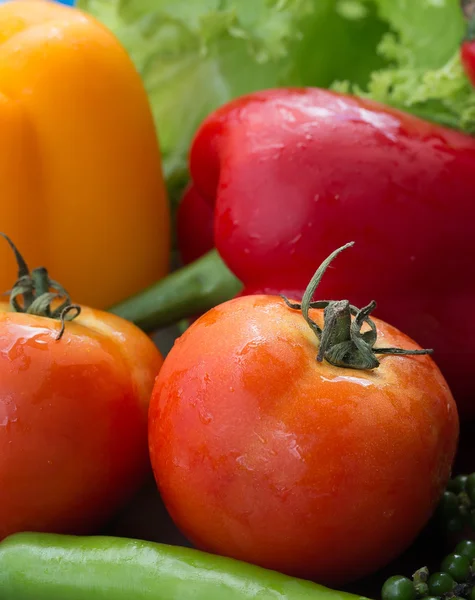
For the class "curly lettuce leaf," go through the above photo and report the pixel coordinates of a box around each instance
[337,0,475,132]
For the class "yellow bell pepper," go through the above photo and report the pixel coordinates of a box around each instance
[0,0,170,309]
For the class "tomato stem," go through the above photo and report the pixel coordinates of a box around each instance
[282,243,434,370]
[0,233,81,339]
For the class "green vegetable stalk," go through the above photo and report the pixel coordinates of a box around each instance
[0,532,371,600]
[109,250,241,331]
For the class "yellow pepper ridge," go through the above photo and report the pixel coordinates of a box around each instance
[0,0,170,309]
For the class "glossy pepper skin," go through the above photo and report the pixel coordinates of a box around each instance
[178,88,475,419]
[0,0,170,309]
[0,532,370,600]
[177,184,215,264]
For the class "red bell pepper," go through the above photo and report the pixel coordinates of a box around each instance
[177,184,214,265]
[112,88,475,420]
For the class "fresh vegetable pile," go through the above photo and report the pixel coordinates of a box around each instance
[1,0,475,598]
[176,87,475,419]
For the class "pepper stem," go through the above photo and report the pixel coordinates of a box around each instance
[282,242,433,370]
[1,233,81,340]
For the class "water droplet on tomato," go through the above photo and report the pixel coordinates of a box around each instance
[1,324,52,372]
[0,395,18,428]
[198,411,213,425]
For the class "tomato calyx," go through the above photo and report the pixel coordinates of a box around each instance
[282,242,433,370]
[1,233,81,339]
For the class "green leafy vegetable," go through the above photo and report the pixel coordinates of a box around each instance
[338,0,475,133]
[78,0,475,203]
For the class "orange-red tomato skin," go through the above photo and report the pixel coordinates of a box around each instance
[0,302,163,540]
[149,295,459,585]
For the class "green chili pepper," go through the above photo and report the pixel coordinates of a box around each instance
[0,532,369,600]
[109,249,242,332]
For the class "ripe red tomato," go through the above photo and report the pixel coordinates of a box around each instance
[149,294,458,585]
[0,301,163,540]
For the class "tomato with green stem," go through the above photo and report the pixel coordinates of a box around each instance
[0,234,163,540]
[149,243,459,586]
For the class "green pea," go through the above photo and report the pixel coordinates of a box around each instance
[440,553,470,582]
[438,491,460,519]
[428,572,455,596]
[382,576,416,600]
[448,475,468,494]
[455,540,475,561]
[466,474,475,503]
[446,515,464,534]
